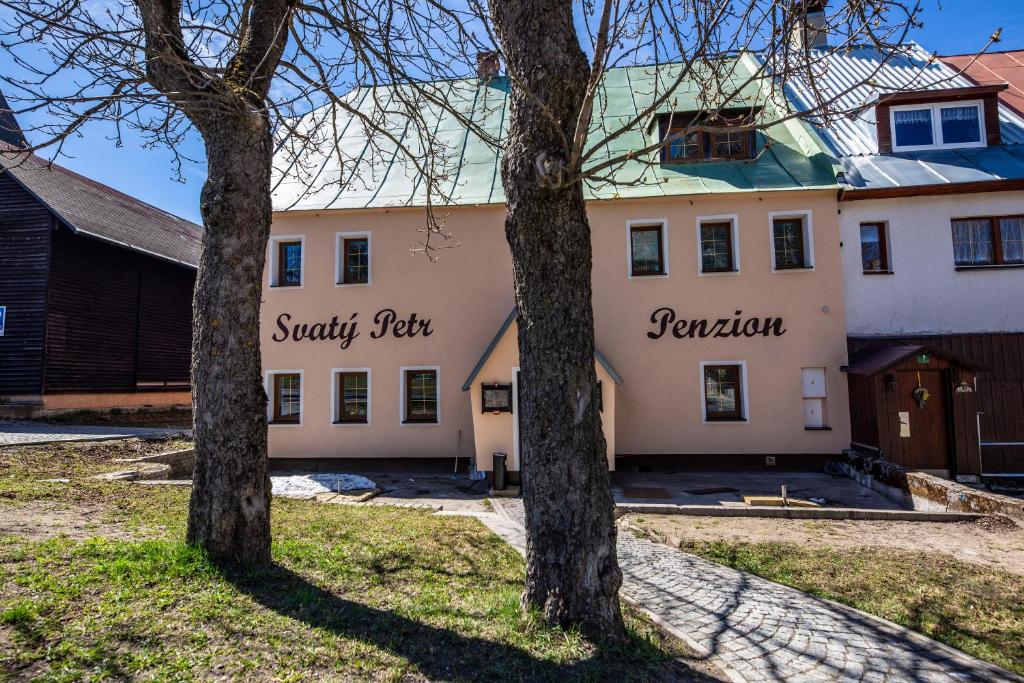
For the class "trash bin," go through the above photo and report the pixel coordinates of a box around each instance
[492,452,507,491]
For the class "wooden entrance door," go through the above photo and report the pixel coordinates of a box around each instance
[886,369,951,471]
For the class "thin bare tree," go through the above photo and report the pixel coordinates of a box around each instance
[0,0,996,640]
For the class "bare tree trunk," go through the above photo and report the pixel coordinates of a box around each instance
[186,119,274,565]
[490,0,626,641]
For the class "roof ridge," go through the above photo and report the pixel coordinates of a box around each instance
[1,146,201,230]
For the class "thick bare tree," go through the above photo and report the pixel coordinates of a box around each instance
[480,0,994,640]
[0,0,484,564]
[1,0,995,640]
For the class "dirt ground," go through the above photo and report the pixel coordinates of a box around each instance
[0,502,133,541]
[631,513,1024,575]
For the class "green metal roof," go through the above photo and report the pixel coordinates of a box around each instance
[272,53,839,211]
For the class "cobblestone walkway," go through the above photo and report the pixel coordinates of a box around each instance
[0,421,187,447]
[490,499,1019,683]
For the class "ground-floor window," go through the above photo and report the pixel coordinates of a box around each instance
[403,367,439,424]
[701,362,746,422]
[269,371,302,424]
[334,369,370,424]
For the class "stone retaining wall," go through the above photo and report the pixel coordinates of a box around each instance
[907,472,1024,522]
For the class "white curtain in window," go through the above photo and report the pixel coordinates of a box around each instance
[999,217,1024,264]
[893,109,931,124]
[941,106,979,122]
[952,218,993,265]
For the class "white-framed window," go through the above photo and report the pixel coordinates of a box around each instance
[696,214,740,275]
[890,100,986,152]
[265,370,303,425]
[335,232,371,286]
[768,210,814,271]
[699,360,749,424]
[626,219,669,278]
[331,368,371,426]
[269,235,305,288]
[801,367,829,429]
[400,366,440,425]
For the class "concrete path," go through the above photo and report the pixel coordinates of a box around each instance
[0,421,187,447]
[488,499,1020,683]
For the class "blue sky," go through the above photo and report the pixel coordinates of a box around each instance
[2,0,1021,225]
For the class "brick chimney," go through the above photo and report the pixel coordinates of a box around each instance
[790,0,828,51]
[476,51,500,81]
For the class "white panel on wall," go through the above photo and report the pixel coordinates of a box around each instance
[801,367,827,398]
[803,398,825,428]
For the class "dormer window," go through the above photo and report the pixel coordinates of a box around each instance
[890,101,985,151]
[659,110,758,164]
[875,85,1005,153]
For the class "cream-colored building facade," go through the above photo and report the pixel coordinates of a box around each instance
[262,191,851,474]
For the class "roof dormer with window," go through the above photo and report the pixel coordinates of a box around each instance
[658,109,760,164]
[875,84,1007,153]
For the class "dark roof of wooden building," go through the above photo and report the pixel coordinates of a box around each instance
[1,145,202,267]
[0,91,26,148]
[844,344,981,376]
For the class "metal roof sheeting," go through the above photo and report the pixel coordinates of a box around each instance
[272,56,840,212]
[783,43,1024,190]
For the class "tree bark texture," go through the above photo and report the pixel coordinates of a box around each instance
[185,122,274,565]
[490,0,626,641]
[134,0,296,565]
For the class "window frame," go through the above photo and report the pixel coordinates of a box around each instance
[266,370,303,426]
[889,100,986,152]
[332,368,371,426]
[335,231,372,287]
[661,120,755,164]
[400,366,441,425]
[768,211,814,272]
[663,127,702,162]
[626,219,669,278]
[707,129,751,160]
[700,361,748,424]
[268,235,305,289]
[696,214,740,275]
[859,221,892,274]
[951,214,1024,268]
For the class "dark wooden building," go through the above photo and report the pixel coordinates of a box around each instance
[844,344,983,477]
[0,123,201,416]
[849,335,1024,478]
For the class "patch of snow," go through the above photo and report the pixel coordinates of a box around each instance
[271,473,376,498]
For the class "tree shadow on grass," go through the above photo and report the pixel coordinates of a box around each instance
[221,561,717,682]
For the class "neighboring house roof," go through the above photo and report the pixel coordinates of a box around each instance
[1,148,202,267]
[273,54,840,212]
[941,49,1024,117]
[461,308,623,391]
[0,91,26,148]
[784,43,1024,191]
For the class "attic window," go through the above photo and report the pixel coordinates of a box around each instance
[659,111,757,163]
[890,101,985,151]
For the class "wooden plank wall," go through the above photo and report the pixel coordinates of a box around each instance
[45,228,195,393]
[136,259,193,385]
[849,334,1024,474]
[0,173,51,395]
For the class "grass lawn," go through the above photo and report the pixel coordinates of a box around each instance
[0,442,718,682]
[630,526,1024,676]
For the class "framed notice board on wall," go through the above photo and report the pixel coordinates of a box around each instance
[481,383,513,413]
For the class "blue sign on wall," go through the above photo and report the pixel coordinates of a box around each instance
[0,306,5,336]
